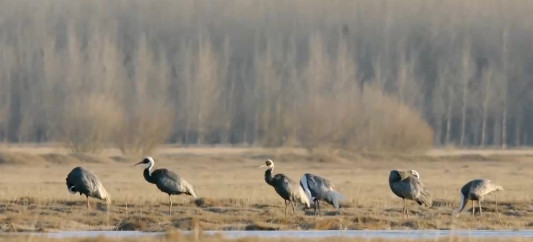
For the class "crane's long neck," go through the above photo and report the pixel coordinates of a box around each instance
[264,167,274,186]
[143,163,157,184]
[456,191,467,215]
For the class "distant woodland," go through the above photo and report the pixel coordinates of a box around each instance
[0,0,531,153]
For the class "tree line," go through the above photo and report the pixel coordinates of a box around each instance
[0,0,531,153]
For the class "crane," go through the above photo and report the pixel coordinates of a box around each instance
[388,169,432,219]
[134,156,197,216]
[455,179,503,217]
[300,173,345,216]
[66,167,110,211]
[260,159,310,218]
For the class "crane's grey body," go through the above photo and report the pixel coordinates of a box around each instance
[456,179,503,217]
[389,169,432,219]
[135,157,197,216]
[261,159,310,218]
[143,167,196,197]
[300,173,345,216]
[66,167,110,209]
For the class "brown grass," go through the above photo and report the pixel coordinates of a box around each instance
[1,146,533,234]
[1,233,530,242]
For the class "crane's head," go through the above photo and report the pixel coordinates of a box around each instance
[259,159,274,168]
[134,156,155,169]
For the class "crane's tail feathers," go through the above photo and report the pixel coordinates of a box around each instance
[296,186,311,208]
[416,190,432,208]
[189,188,198,198]
[95,182,111,203]
[495,185,504,191]
[181,180,197,198]
[324,190,346,208]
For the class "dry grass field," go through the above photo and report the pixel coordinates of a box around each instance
[2,232,532,242]
[1,145,533,234]
[1,233,532,242]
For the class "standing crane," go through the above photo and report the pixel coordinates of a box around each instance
[260,159,310,218]
[455,179,503,217]
[300,173,345,216]
[388,169,432,219]
[134,156,197,217]
[66,167,110,211]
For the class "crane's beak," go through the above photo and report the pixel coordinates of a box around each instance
[259,164,266,168]
[133,161,143,167]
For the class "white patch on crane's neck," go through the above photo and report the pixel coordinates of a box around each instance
[266,159,274,169]
[145,156,155,176]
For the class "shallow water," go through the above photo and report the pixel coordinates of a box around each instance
[5,230,533,239]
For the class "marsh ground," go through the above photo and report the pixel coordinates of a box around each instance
[2,232,530,242]
[1,145,533,233]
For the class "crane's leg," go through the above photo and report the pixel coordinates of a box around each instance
[406,200,410,219]
[313,200,318,216]
[168,195,173,217]
[86,196,90,216]
[316,200,321,216]
[291,201,296,216]
[478,200,482,216]
[284,200,288,218]
[402,198,406,220]
[472,200,475,216]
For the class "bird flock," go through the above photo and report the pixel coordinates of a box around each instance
[65,157,503,219]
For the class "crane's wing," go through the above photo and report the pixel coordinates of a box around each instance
[407,177,432,207]
[273,174,293,200]
[301,174,334,195]
[300,174,315,200]
[301,173,345,207]
[390,177,420,201]
[153,169,197,197]
[289,178,311,208]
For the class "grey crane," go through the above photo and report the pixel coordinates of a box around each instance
[260,159,310,218]
[455,179,503,217]
[134,156,197,216]
[389,169,432,219]
[299,173,345,216]
[66,167,110,210]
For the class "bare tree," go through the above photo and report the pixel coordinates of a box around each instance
[115,36,174,154]
[254,40,285,146]
[0,0,532,150]
[190,36,222,144]
[500,30,509,149]
[459,41,474,146]
[480,68,493,147]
